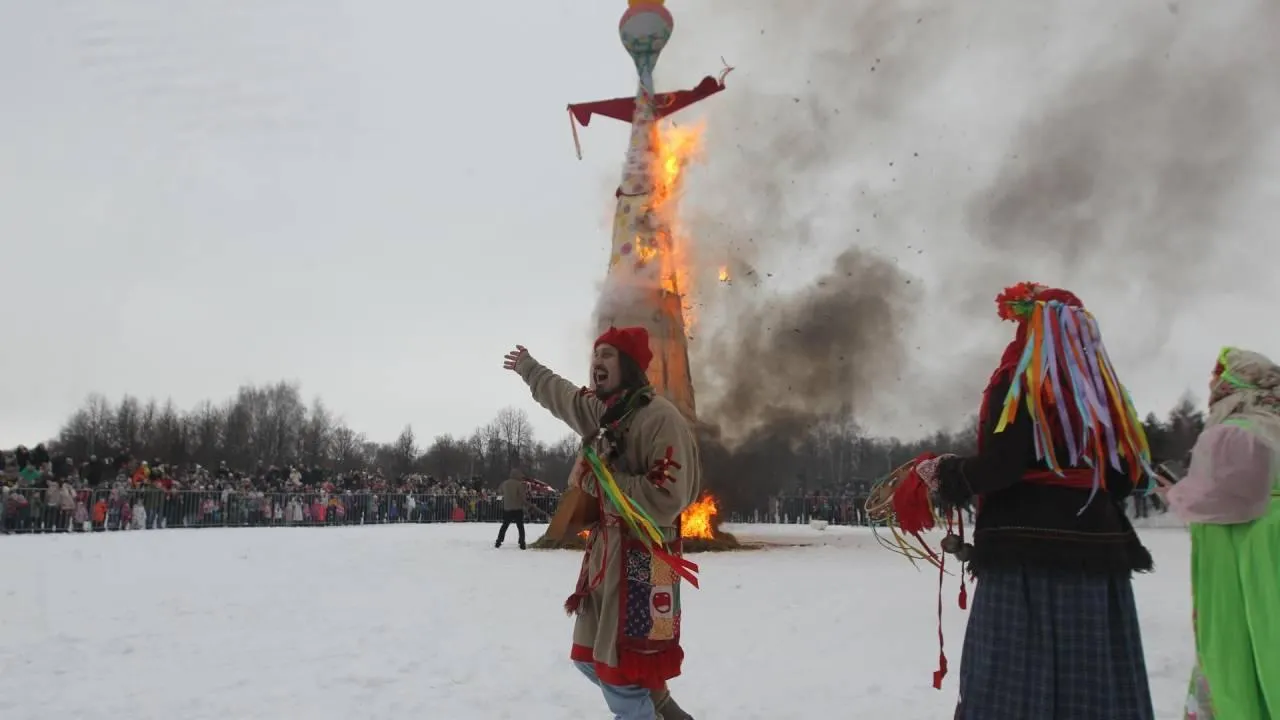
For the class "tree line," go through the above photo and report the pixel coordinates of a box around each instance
[46,381,1207,504]
[52,382,580,489]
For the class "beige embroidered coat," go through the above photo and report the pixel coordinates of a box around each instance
[516,354,700,678]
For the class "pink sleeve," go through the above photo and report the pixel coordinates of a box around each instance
[1166,423,1274,525]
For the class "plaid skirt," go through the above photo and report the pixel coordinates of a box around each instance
[955,566,1155,720]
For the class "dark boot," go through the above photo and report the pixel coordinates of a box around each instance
[652,687,694,720]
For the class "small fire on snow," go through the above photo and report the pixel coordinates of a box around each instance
[680,493,719,540]
[575,493,720,541]
[717,266,730,283]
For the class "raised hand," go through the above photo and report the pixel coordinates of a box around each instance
[503,345,529,372]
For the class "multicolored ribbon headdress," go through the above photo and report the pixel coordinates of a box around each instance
[987,282,1155,508]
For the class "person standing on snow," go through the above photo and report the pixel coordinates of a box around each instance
[495,467,530,549]
[504,325,699,720]
[898,283,1156,719]
[1159,347,1280,719]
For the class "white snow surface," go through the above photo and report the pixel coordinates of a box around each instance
[0,523,1194,719]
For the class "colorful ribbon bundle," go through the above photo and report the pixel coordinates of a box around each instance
[581,445,699,587]
[992,299,1155,510]
[866,458,953,572]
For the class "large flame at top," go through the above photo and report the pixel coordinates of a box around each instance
[647,121,705,332]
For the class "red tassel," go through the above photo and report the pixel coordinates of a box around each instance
[956,510,969,610]
[893,453,939,535]
[564,592,584,615]
[933,550,948,689]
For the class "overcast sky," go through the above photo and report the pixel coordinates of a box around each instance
[2,0,1277,448]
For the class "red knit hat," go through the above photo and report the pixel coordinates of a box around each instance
[594,326,653,372]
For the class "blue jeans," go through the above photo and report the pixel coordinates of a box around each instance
[574,660,655,720]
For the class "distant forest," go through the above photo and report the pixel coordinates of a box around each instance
[46,381,1207,505]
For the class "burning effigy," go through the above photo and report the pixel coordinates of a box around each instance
[531,0,738,553]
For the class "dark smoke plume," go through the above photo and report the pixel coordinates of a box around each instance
[657,0,1279,509]
[957,0,1274,353]
[946,0,1280,396]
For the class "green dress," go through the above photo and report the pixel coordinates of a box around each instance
[1185,465,1280,718]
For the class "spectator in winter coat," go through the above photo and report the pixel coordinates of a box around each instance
[84,456,104,487]
[131,499,147,530]
[59,483,75,515]
[92,498,107,531]
[495,467,529,549]
[44,483,64,531]
[19,464,42,486]
[31,444,49,468]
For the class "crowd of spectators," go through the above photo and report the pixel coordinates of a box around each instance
[1,445,559,534]
[4,444,1181,535]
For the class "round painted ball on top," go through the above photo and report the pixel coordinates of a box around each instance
[619,1,674,69]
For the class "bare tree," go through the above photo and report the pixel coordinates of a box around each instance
[493,406,535,470]
[423,434,469,480]
[187,400,225,467]
[300,397,334,467]
[331,424,364,472]
[155,399,186,464]
[85,393,116,454]
[390,424,418,476]
[115,395,142,455]
[222,391,255,469]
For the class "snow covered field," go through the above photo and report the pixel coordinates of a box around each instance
[0,522,1193,719]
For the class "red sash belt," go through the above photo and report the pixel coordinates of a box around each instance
[1022,468,1099,489]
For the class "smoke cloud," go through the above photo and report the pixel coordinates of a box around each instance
[654,0,1279,506]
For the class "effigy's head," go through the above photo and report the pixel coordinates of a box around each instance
[620,2,674,71]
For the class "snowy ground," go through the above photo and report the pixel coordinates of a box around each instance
[0,522,1193,719]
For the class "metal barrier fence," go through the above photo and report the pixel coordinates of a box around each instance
[0,489,560,534]
[1,487,1170,535]
[728,492,1169,526]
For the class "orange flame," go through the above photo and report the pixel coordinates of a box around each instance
[680,493,719,540]
[574,492,719,542]
[648,121,705,332]
[717,266,730,283]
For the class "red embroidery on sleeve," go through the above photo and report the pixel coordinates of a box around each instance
[646,446,682,488]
